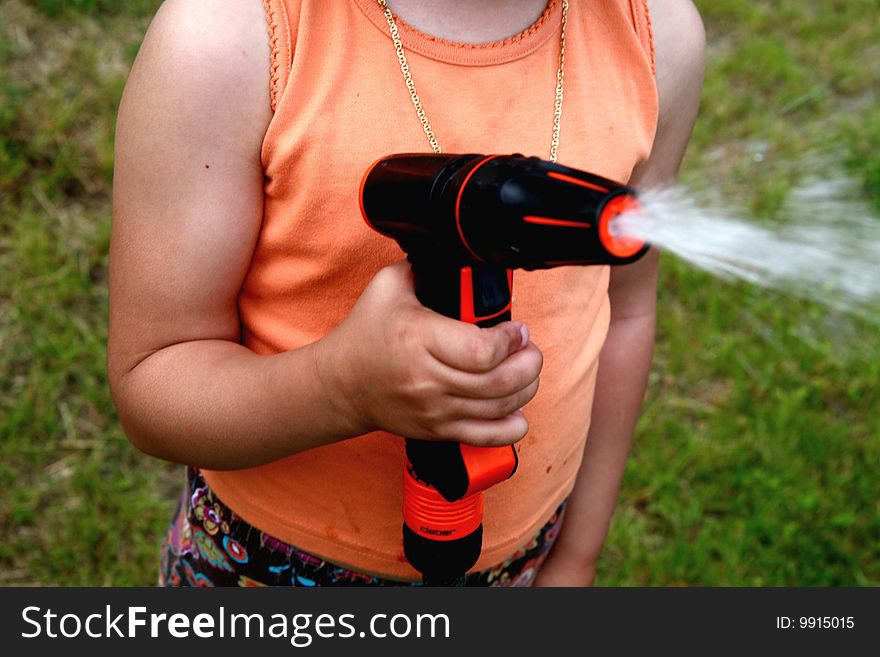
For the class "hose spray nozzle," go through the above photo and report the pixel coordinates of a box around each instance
[360,153,649,581]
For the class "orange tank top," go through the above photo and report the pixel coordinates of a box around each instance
[203,0,657,580]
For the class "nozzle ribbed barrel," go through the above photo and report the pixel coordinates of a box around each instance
[402,467,483,541]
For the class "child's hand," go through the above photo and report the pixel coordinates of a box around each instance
[316,261,542,447]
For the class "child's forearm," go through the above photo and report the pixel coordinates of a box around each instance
[534,300,656,586]
[111,337,366,470]
[110,263,543,470]
[110,261,541,471]
[536,249,659,586]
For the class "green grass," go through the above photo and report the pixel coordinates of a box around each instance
[1,0,878,586]
[0,0,177,585]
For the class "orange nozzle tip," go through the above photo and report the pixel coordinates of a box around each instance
[598,193,645,258]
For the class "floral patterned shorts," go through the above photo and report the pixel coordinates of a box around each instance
[159,467,566,587]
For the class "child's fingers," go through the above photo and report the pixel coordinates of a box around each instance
[446,378,540,421]
[441,411,530,447]
[433,342,542,399]
[424,318,528,374]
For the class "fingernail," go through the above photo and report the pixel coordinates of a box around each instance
[519,324,529,348]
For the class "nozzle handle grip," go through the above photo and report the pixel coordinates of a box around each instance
[406,261,518,502]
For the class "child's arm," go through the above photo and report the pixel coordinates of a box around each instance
[533,0,706,586]
[108,0,542,470]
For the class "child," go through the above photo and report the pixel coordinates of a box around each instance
[108,0,704,586]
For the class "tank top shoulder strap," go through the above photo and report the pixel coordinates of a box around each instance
[263,0,300,112]
[627,0,656,75]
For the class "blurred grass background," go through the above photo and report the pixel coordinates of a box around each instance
[1,0,877,586]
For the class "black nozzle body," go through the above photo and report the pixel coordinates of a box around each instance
[361,153,648,270]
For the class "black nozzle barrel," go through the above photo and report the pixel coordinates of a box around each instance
[360,153,481,242]
[454,155,647,268]
[360,153,648,269]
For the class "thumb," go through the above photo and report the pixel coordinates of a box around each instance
[428,319,529,373]
[472,320,530,372]
[489,320,529,358]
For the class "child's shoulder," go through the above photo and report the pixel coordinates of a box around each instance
[121,0,272,161]
[144,0,269,74]
[646,0,706,128]
[647,0,706,83]
[626,1,705,186]
[136,0,271,105]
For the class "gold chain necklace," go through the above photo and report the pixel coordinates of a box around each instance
[377,0,568,163]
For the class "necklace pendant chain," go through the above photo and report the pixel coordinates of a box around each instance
[377,0,568,163]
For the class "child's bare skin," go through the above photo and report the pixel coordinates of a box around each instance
[109,0,542,470]
[533,0,705,585]
[108,0,704,585]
